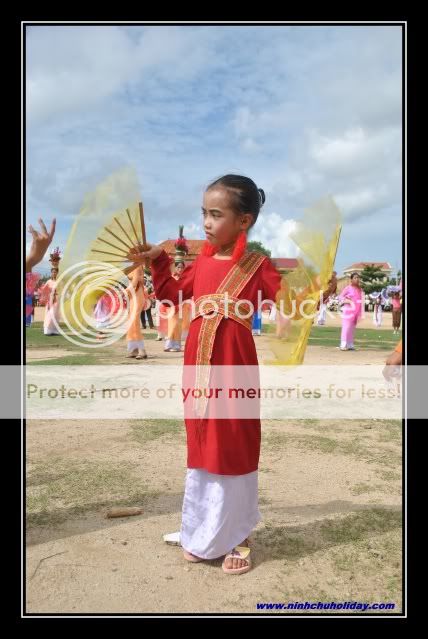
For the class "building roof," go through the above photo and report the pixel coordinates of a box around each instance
[159,240,300,269]
[343,262,392,272]
[271,257,299,269]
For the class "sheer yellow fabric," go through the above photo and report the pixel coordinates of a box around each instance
[265,196,342,365]
[58,167,143,331]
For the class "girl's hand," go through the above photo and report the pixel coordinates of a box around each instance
[127,243,163,263]
[27,218,56,272]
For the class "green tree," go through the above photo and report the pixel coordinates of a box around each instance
[359,264,388,294]
[387,269,402,286]
[247,240,271,257]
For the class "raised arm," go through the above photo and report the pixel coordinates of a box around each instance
[150,251,195,304]
[26,218,56,272]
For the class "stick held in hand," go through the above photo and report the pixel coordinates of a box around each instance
[138,201,150,270]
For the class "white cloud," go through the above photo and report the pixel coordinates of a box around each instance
[252,212,298,258]
[27,26,139,123]
[309,126,401,178]
[25,24,402,273]
[183,222,201,237]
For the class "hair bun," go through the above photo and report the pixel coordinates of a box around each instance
[258,188,265,207]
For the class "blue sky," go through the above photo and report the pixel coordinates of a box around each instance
[26,24,403,275]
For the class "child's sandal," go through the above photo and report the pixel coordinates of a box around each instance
[222,545,251,575]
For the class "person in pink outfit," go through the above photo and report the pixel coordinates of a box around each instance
[38,267,61,335]
[26,217,56,327]
[337,272,364,351]
[391,292,402,335]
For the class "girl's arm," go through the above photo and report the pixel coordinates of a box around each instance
[150,250,195,305]
[261,257,282,303]
[338,286,352,304]
[126,244,195,304]
[124,282,136,298]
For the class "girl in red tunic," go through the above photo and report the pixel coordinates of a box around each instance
[128,175,282,574]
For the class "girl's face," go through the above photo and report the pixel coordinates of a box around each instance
[351,274,360,285]
[51,269,58,280]
[202,188,252,246]
[175,263,184,274]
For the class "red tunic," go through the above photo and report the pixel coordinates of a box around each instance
[151,250,281,475]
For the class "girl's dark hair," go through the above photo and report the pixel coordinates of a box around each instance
[207,174,265,226]
[350,272,359,279]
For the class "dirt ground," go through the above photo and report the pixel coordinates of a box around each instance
[25,325,402,615]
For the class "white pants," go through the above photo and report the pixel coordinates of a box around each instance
[180,468,261,560]
[317,304,327,325]
[127,340,145,351]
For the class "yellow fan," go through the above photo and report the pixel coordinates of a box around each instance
[87,200,150,275]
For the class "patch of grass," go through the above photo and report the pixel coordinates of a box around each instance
[26,323,158,366]
[331,549,360,572]
[366,449,402,469]
[26,457,155,527]
[328,532,402,607]
[307,325,399,350]
[377,421,402,443]
[25,323,75,349]
[297,418,329,430]
[28,354,101,365]
[274,529,402,611]
[265,432,338,454]
[311,325,398,342]
[351,483,384,496]
[264,423,401,475]
[256,508,401,568]
[386,575,401,598]
[295,435,338,453]
[331,534,401,575]
[256,525,315,561]
[339,438,370,459]
[376,470,401,481]
[263,432,289,449]
[301,419,321,426]
[130,419,184,444]
[320,508,401,544]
